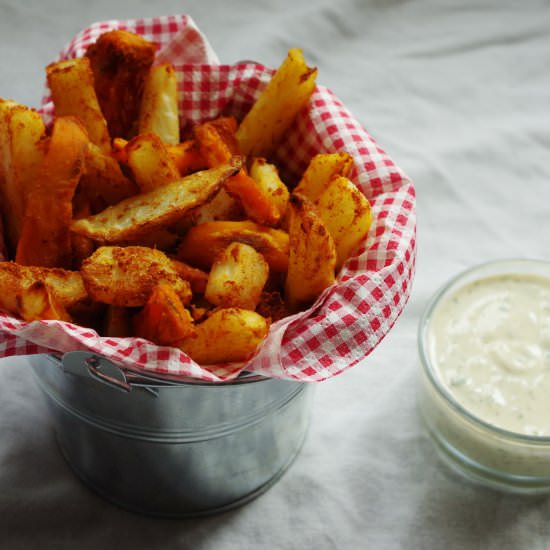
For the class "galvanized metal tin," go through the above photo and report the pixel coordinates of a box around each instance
[29,351,313,517]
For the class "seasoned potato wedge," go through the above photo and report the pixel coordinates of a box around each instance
[81,142,138,208]
[80,246,191,307]
[71,158,242,242]
[195,117,279,225]
[138,63,180,144]
[249,157,290,222]
[190,188,243,225]
[123,132,180,192]
[178,308,268,364]
[205,242,269,310]
[16,116,88,268]
[236,48,317,158]
[168,140,208,176]
[46,58,111,152]
[134,283,196,346]
[16,281,71,322]
[294,152,353,203]
[85,30,157,138]
[285,193,336,311]
[169,259,209,294]
[114,137,208,177]
[316,176,372,271]
[0,262,88,316]
[177,220,289,272]
[0,100,46,256]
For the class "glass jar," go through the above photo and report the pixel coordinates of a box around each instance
[418,259,550,493]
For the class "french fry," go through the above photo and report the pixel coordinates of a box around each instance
[123,133,180,192]
[224,171,280,227]
[16,281,71,322]
[190,188,243,225]
[315,176,372,271]
[284,193,336,311]
[0,100,46,256]
[114,138,208,176]
[0,261,88,315]
[294,152,353,202]
[80,142,138,208]
[249,157,290,221]
[133,283,196,346]
[80,246,192,307]
[16,116,88,268]
[71,193,96,268]
[85,30,157,138]
[178,308,268,364]
[138,63,180,144]
[169,259,209,294]
[177,220,289,273]
[205,242,269,310]
[195,118,274,223]
[168,140,208,175]
[46,58,111,153]
[114,228,179,251]
[71,158,242,242]
[194,117,280,226]
[236,48,317,158]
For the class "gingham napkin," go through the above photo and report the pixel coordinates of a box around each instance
[0,14,416,382]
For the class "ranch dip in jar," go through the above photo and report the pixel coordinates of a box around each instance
[429,272,550,435]
[418,259,550,493]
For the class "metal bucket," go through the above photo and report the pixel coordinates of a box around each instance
[29,351,313,517]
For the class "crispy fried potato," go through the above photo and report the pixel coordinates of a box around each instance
[205,242,269,310]
[16,116,88,268]
[236,48,317,158]
[190,188,243,225]
[168,140,208,176]
[80,246,191,307]
[133,283,195,346]
[114,227,179,251]
[224,171,279,226]
[294,152,353,202]
[123,132,180,192]
[0,262,87,315]
[178,308,268,364]
[70,195,96,268]
[86,30,157,138]
[249,157,290,221]
[114,137,208,176]
[169,259,209,294]
[81,142,138,209]
[316,176,372,271]
[285,193,336,311]
[0,100,46,256]
[138,63,180,144]
[46,58,111,153]
[16,281,71,322]
[71,158,242,242]
[194,117,279,225]
[177,220,289,272]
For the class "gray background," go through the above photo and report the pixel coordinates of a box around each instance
[1,0,550,548]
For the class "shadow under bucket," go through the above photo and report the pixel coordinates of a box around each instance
[30,351,313,517]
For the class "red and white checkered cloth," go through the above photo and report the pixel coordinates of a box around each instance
[0,14,416,382]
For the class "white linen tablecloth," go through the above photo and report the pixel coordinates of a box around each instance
[1,0,550,548]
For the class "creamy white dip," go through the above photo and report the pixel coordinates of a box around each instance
[428,273,550,436]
